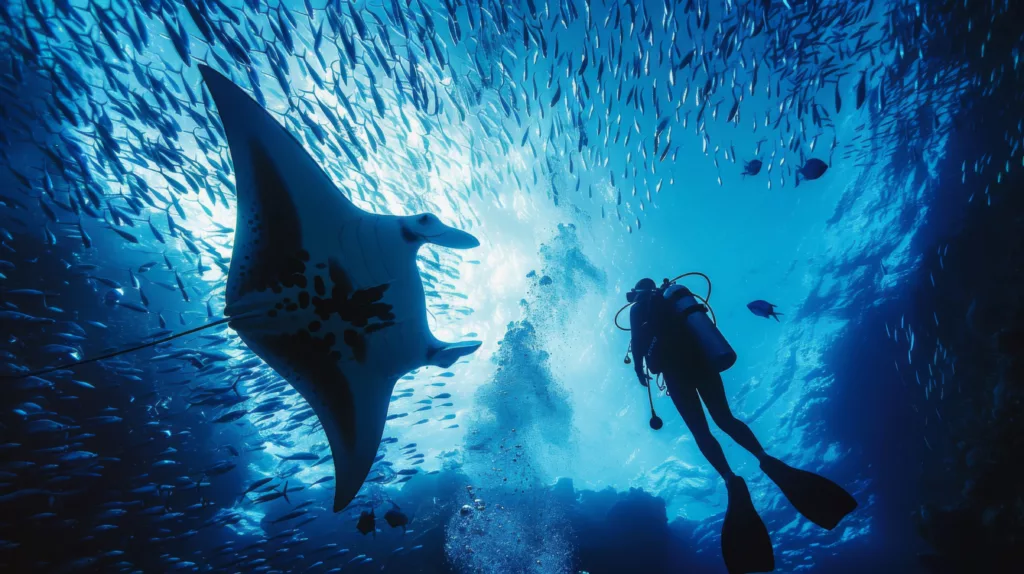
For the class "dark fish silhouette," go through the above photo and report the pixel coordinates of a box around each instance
[742,159,763,176]
[384,505,409,531]
[747,300,782,322]
[796,159,829,187]
[356,510,376,536]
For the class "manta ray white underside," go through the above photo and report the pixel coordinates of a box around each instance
[199,65,481,512]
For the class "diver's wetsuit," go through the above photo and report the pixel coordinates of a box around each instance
[630,289,766,480]
[628,282,857,572]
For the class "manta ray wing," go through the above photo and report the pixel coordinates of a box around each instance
[198,65,365,306]
[199,65,481,512]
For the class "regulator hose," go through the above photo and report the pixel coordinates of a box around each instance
[614,302,633,331]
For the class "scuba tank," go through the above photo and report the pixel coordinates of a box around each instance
[663,284,737,372]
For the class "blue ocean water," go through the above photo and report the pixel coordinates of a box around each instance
[1,0,1021,572]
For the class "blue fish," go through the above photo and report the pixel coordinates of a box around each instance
[747,300,782,322]
[796,159,828,187]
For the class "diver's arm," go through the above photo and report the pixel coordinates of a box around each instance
[631,343,647,383]
[629,305,650,385]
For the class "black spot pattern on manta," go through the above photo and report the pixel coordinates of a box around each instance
[311,258,395,328]
[299,258,396,364]
[232,141,309,298]
[260,329,357,449]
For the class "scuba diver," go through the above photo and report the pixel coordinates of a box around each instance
[621,277,857,574]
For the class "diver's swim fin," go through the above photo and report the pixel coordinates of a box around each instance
[722,477,775,574]
[760,456,857,530]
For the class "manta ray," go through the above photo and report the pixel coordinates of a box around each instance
[199,65,482,512]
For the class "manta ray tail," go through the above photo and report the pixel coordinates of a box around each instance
[3,312,261,380]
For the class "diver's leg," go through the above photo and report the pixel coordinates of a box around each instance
[694,373,858,530]
[667,374,775,571]
[696,372,768,461]
[664,372,736,481]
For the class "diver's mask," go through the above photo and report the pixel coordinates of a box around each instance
[626,287,656,303]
